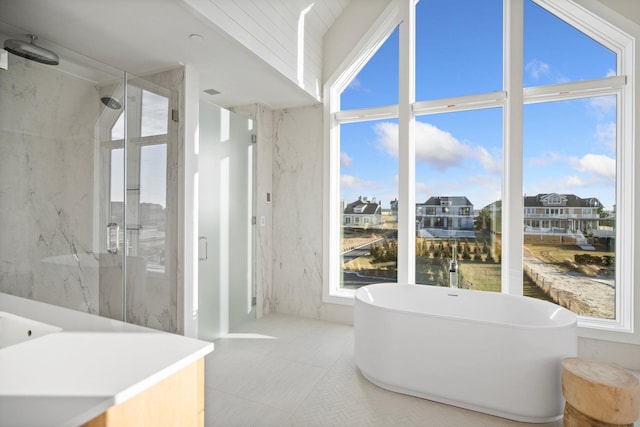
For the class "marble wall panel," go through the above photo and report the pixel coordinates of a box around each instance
[272,104,326,319]
[232,103,275,319]
[0,55,100,313]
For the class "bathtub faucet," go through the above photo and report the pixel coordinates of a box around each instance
[449,245,459,289]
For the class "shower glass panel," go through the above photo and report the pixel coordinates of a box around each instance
[99,86,127,322]
[0,27,180,333]
[121,73,179,331]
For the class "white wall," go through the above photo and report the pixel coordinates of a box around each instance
[323,0,392,81]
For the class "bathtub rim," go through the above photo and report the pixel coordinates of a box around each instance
[354,283,577,331]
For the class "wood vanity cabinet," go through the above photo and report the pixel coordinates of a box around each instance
[82,358,205,427]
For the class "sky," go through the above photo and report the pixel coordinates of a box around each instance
[339,0,617,212]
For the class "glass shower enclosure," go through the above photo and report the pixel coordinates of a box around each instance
[0,27,180,333]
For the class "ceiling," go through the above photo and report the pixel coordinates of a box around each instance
[0,0,348,109]
[3,0,635,110]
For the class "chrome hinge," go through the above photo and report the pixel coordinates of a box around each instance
[251,134,257,144]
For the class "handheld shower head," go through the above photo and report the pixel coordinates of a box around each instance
[3,34,59,66]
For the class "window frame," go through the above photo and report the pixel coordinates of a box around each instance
[323,0,636,342]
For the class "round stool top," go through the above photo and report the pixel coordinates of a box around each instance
[563,357,639,389]
[562,357,640,424]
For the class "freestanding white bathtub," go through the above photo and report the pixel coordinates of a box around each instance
[354,284,577,423]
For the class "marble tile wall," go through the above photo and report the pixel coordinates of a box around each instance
[0,55,100,313]
[232,103,275,319]
[269,104,370,325]
[272,104,326,319]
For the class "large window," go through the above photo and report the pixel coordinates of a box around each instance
[325,0,634,335]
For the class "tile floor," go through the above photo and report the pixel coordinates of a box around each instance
[204,313,568,427]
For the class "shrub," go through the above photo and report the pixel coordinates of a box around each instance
[574,253,615,267]
[370,238,398,265]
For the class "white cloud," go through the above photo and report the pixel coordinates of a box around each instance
[565,175,589,187]
[594,122,616,152]
[374,121,501,173]
[605,69,616,77]
[345,77,369,93]
[341,174,378,189]
[375,121,401,157]
[525,152,615,201]
[532,174,607,196]
[525,59,551,80]
[415,122,470,170]
[415,181,437,199]
[467,174,501,192]
[569,153,616,181]
[474,145,502,174]
[589,95,616,115]
[527,151,564,168]
[340,152,353,167]
[416,179,461,200]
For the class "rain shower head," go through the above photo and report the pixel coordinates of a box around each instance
[3,34,59,66]
[101,96,122,110]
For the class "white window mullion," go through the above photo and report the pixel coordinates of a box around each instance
[523,76,626,104]
[503,0,524,296]
[334,105,399,123]
[323,84,350,303]
[414,91,506,115]
[398,0,415,285]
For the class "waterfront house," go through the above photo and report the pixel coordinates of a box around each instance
[343,196,382,230]
[416,196,474,231]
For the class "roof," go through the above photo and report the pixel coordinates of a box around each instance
[524,193,602,208]
[344,198,382,215]
[419,196,473,207]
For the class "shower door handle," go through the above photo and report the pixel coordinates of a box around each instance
[107,223,120,254]
[199,236,208,261]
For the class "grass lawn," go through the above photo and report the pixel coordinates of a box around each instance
[458,262,501,292]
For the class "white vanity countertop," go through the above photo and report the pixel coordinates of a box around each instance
[0,293,213,427]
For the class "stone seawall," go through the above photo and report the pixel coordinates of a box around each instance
[523,250,614,319]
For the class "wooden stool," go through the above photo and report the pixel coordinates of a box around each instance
[562,357,640,427]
